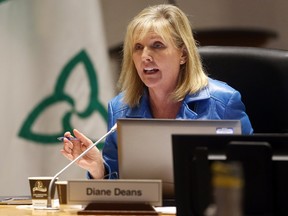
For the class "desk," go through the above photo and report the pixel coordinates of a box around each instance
[0,204,175,216]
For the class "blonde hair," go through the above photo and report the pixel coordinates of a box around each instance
[118,4,208,107]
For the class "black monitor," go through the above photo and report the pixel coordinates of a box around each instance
[172,134,288,216]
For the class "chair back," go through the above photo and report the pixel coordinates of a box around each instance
[199,46,288,133]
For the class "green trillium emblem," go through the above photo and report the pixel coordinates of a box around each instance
[18,50,108,149]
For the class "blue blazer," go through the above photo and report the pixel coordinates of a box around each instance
[96,78,253,179]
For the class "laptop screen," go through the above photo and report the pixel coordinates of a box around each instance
[117,118,242,200]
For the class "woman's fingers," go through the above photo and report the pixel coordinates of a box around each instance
[60,149,74,161]
[60,129,104,178]
[73,129,93,147]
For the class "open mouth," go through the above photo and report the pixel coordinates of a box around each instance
[144,68,159,74]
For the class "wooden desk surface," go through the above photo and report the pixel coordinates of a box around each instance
[0,205,78,216]
[0,204,175,216]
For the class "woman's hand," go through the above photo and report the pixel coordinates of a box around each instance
[60,129,105,179]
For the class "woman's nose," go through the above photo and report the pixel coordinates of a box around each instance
[141,47,153,62]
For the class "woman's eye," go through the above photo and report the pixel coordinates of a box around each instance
[153,42,165,49]
[134,44,143,51]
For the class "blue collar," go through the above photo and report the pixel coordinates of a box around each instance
[125,86,210,118]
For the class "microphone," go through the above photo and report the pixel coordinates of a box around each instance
[46,123,117,209]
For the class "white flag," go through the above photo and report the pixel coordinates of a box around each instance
[0,0,114,196]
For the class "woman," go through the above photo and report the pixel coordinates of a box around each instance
[61,4,253,179]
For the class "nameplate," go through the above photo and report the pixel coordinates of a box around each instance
[67,179,162,206]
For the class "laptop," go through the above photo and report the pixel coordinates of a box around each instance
[117,118,242,201]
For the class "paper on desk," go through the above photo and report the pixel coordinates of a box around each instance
[0,196,32,205]
[154,206,176,214]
